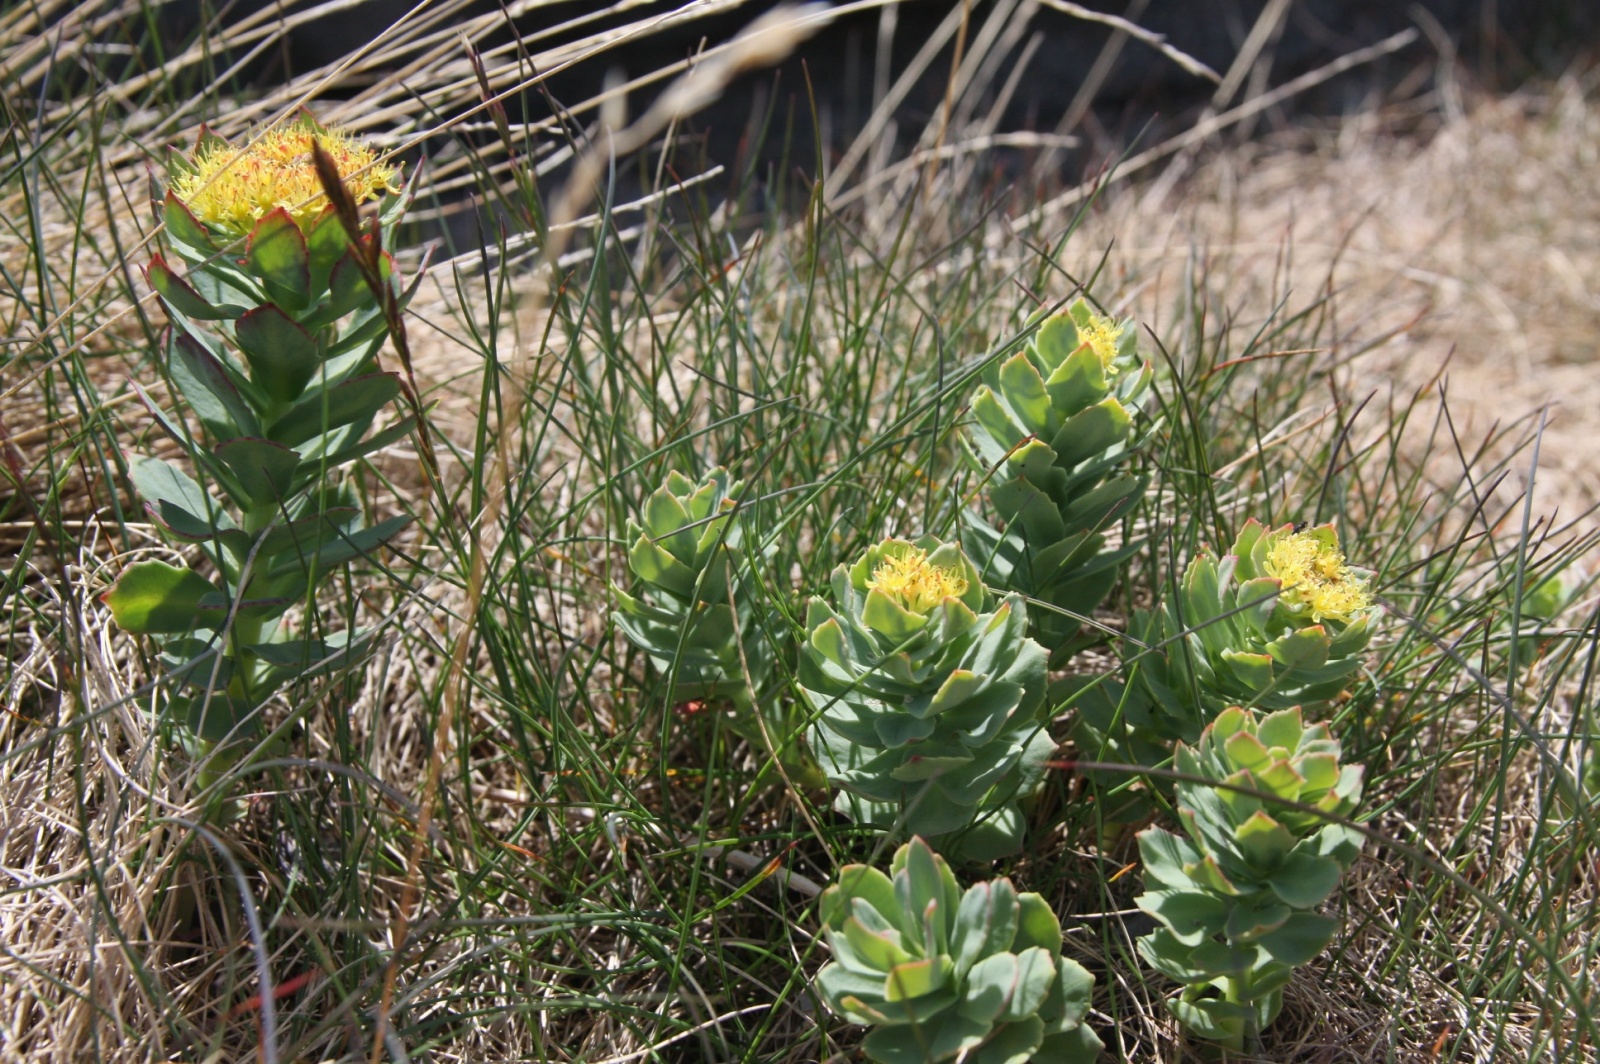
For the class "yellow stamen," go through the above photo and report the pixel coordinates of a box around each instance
[1264,530,1372,623]
[171,122,400,235]
[867,546,968,614]
[1080,313,1126,374]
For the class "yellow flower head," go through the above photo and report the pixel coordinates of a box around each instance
[867,545,969,615]
[1079,313,1126,375]
[170,121,400,235]
[1264,529,1372,623]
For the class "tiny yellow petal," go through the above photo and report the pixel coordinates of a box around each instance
[1080,313,1126,374]
[867,546,968,615]
[171,120,400,235]
[1264,529,1372,623]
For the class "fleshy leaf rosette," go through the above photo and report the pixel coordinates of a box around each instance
[963,300,1153,661]
[815,837,1102,1063]
[612,468,818,784]
[1134,706,1365,1051]
[1074,520,1378,822]
[103,114,418,761]
[800,537,1054,862]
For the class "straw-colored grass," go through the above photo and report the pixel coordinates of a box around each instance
[3,2,1598,1060]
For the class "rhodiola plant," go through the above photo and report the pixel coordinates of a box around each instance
[963,299,1153,662]
[1134,705,1365,1052]
[799,537,1055,862]
[103,114,420,785]
[1074,520,1379,826]
[612,467,820,785]
[815,836,1102,1062]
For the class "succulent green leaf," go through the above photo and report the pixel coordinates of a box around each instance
[862,587,932,641]
[1136,889,1228,946]
[304,208,351,292]
[928,1013,996,1061]
[1220,650,1275,692]
[1011,892,1063,955]
[1000,947,1057,1022]
[1224,897,1292,942]
[821,865,898,932]
[149,254,244,319]
[215,437,301,504]
[163,192,217,253]
[170,331,261,439]
[896,838,952,955]
[859,1024,941,1064]
[183,690,263,743]
[950,880,1019,978]
[996,351,1053,436]
[1032,310,1082,368]
[890,743,975,782]
[960,952,1018,1023]
[1255,706,1306,751]
[265,513,410,577]
[641,486,697,562]
[1049,397,1131,470]
[1042,343,1108,415]
[926,669,985,718]
[1265,850,1343,908]
[1169,995,1252,1043]
[1254,911,1337,965]
[1267,625,1331,669]
[842,916,915,972]
[235,304,322,403]
[103,561,221,634]
[1137,828,1203,890]
[971,387,1027,455]
[246,208,313,309]
[1234,810,1297,871]
[971,1014,1044,1064]
[268,371,402,448]
[884,956,953,1002]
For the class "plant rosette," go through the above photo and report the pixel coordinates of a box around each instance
[799,536,1055,862]
[104,114,420,781]
[612,467,821,785]
[962,299,1153,662]
[1074,520,1378,825]
[815,836,1102,1063]
[1134,705,1365,1051]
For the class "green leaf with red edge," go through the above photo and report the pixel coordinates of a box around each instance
[193,123,230,156]
[265,513,411,578]
[169,331,261,438]
[104,560,221,634]
[304,208,351,294]
[326,245,391,317]
[215,437,301,504]
[234,304,321,402]
[246,208,312,309]
[149,255,245,320]
[164,192,217,254]
[267,372,402,448]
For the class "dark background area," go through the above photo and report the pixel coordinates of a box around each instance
[150,0,1600,145]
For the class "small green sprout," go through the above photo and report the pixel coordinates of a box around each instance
[1134,705,1364,1051]
[1075,519,1379,827]
[963,299,1153,662]
[815,836,1102,1062]
[612,467,820,784]
[800,536,1054,861]
[103,114,418,786]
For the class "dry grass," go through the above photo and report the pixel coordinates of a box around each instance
[3,2,1599,1059]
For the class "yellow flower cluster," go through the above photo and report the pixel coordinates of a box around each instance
[170,122,400,235]
[1079,313,1126,374]
[868,546,969,614]
[1265,530,1372,622]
